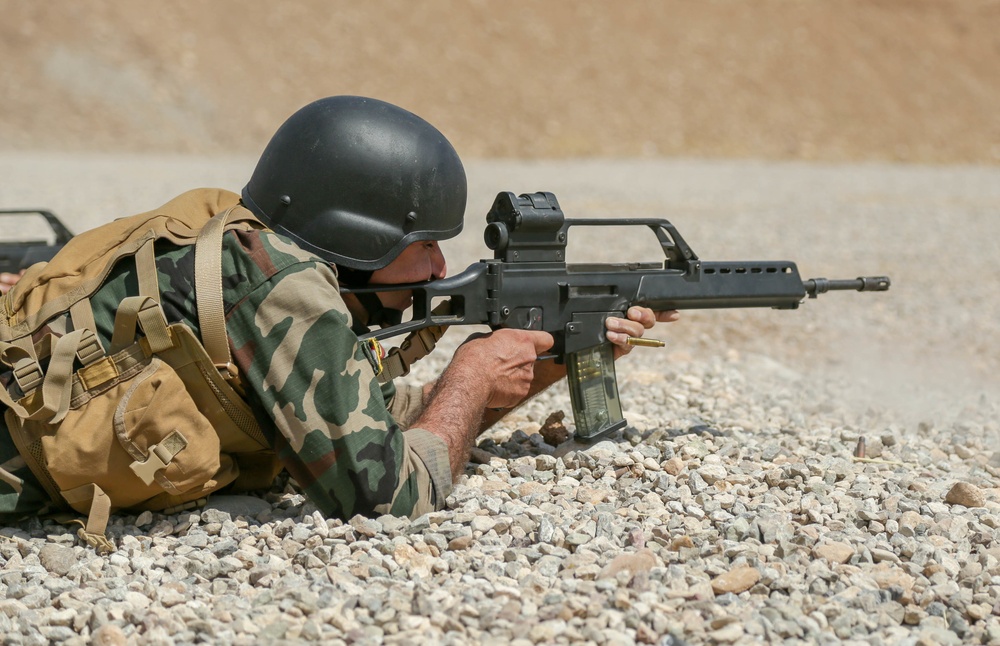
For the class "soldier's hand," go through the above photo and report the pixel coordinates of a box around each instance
[0,271,24,295]
[605,307,680,359]
[454,328,554,409]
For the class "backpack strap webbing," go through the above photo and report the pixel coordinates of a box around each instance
[109,296,172,356]
[376,301,452,384]
[134,235,161,303]
[69,300,98,340]
[62,483,115,554]
[0,328,103,423]
[194,207,238,385]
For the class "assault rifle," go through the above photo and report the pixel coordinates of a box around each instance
[343,191,891,442]
[0,209,74,274]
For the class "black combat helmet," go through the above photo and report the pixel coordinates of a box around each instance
[242,96,467,271]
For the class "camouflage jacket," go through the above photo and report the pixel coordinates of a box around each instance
[0,189,452,520]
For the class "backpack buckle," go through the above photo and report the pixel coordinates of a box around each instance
[215,362,243,391]
[129,431,188,486]
[12,357,43,395]
[75,330,105,366]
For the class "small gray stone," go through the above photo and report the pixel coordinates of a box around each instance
[200,508,232,525]
[535,555,563,577]
[377,514,408,534]
[698,464,727,485]
[38,544,78,576]
[349,515,382,538]
[209,537,239,557]
[688,470,710,494]
[470,516,497,533]
[871,548,900,564]
[204,495,272,519]
[91,624,127,646]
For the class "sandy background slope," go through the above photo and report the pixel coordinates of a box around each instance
[1,0,999,164]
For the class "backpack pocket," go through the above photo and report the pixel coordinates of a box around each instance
[7,354,239,515]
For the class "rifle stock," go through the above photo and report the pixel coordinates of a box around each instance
[345,191,891,442]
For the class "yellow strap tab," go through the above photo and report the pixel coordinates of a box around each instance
[365,339,385,376]
[77,355,119,391]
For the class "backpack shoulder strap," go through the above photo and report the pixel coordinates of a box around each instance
[194,206,234,372]
[193,205,262,385]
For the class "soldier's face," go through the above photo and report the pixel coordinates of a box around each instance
[368,240,447,310]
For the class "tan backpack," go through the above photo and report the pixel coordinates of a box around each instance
[0,189,280,553]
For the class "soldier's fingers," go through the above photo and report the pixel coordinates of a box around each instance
[527,331,555,355]
[607,316,647,340]
[626,307,659,329]
[605,330,629,345]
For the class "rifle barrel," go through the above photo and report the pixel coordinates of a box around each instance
[804,276,891,297]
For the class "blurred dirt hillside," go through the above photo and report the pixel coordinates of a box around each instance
[1,0,999,164]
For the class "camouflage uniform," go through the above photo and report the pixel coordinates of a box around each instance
[0,189,452,521]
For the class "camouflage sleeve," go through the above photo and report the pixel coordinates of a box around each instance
[224,242,452,519]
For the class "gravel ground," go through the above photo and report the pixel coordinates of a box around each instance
[2,154,999,645]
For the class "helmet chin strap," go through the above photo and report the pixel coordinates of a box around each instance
[355,291,404,328]
[338,266,404,332]
[339,264,452,384]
